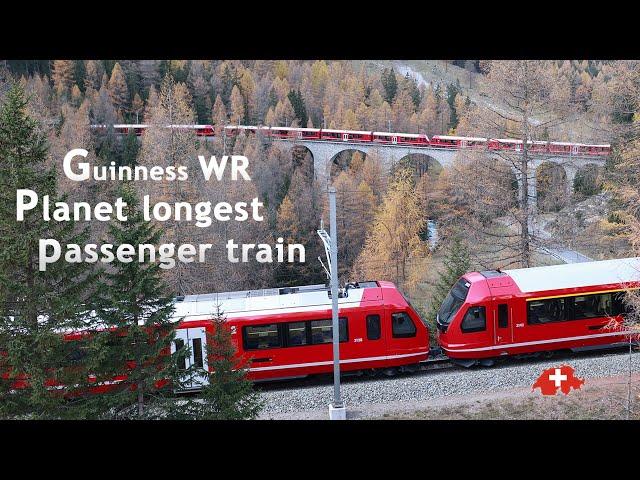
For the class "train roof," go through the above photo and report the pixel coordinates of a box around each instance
[433,135,488,141]
[270,126,320,132]
[322,129,372,135]
[224,125,263,130]
[173,281,383,321]
[503,257,640,294]
[372,132,426,138]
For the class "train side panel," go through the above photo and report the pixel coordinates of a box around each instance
[437,268,633,361]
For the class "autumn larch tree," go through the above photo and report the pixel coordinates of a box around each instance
[51,60,75,98]
[352,168,429,292]
[457,60,574,268]
[596,61,640,418]
[108,62,130,119]
[137,74,198,296]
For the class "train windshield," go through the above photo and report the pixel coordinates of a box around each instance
[437,278,470,326]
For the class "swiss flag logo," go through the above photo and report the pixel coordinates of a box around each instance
[532,365,585,396]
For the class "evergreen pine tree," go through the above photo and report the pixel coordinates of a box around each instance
[426,237,471,337]
[167,305,263,420]
[121,129,139,167]
[381,68,398,104]
[91,183,181,419]
[0,82,99,419]
[287,89,308,127]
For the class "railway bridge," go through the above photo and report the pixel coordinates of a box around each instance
[270,138,608,209]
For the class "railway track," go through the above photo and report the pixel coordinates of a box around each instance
[252,345,638,393]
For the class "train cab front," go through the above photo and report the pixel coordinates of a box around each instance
[435,272,493,366]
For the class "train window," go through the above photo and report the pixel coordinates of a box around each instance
[310,318,348,344]
[174,338,187,370]
[573,293,614,320]
[527,298,567,325]
[287,322,308,347]
[613,292,633,316]
[243,324,282,350]
[498,304,509,328]
[366,315,381,340]
[437,279,469,327]
[192,338,204,369]
[391,312,416,338]
[461,306,486,333]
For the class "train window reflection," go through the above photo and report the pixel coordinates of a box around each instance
[392,312,416,338]
[437,279,469,326]
[528,298,566,324]
[287,322,308,346]
[573,293,613,320]
[243,324,281,350]
[461,306,486,333]
[311,318,348,344]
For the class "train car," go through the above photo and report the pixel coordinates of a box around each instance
[548,141,578,155]
[576,143,611,156]
[321,129,373,143]
[112,124,148,136]
[589,144,611,156]
[223,125,262,137]
[430,135,487,149]
[528,140,550,153]
[487,138,523,152]
[270,127,321,140]
[172,281,429,386]
[436,257,640,366]
[372,132,430,146]
[269,126,299,139]
[193,125,216,137]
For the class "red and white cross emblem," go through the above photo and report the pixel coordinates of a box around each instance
[548,368,567,387]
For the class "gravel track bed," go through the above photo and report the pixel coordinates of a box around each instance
[257,350,640,417]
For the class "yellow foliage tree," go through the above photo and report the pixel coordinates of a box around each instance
[352,169,429,291]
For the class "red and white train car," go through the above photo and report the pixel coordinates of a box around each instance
[431,135,487,149]
[270,126,321,140]
[372,132,430,146]
[320,129,373,143]
[579,144,610,156]
[436,257,640,366]
[172,281,429,387]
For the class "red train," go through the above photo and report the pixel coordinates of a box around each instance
[172,281,429,387]
[5,258,640,396]
[2,280,429,394]
[91,124,611,157]
[436,257,640,366]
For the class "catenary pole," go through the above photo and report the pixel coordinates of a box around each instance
[328,186,342,409]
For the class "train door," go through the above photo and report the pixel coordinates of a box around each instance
[392,136,398,144]
[172,327,209,391]
[362,311,385,358]
[571,144,578,155]
[297,130,303,139]
[493,301,513,347]
[342,133,349,141]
